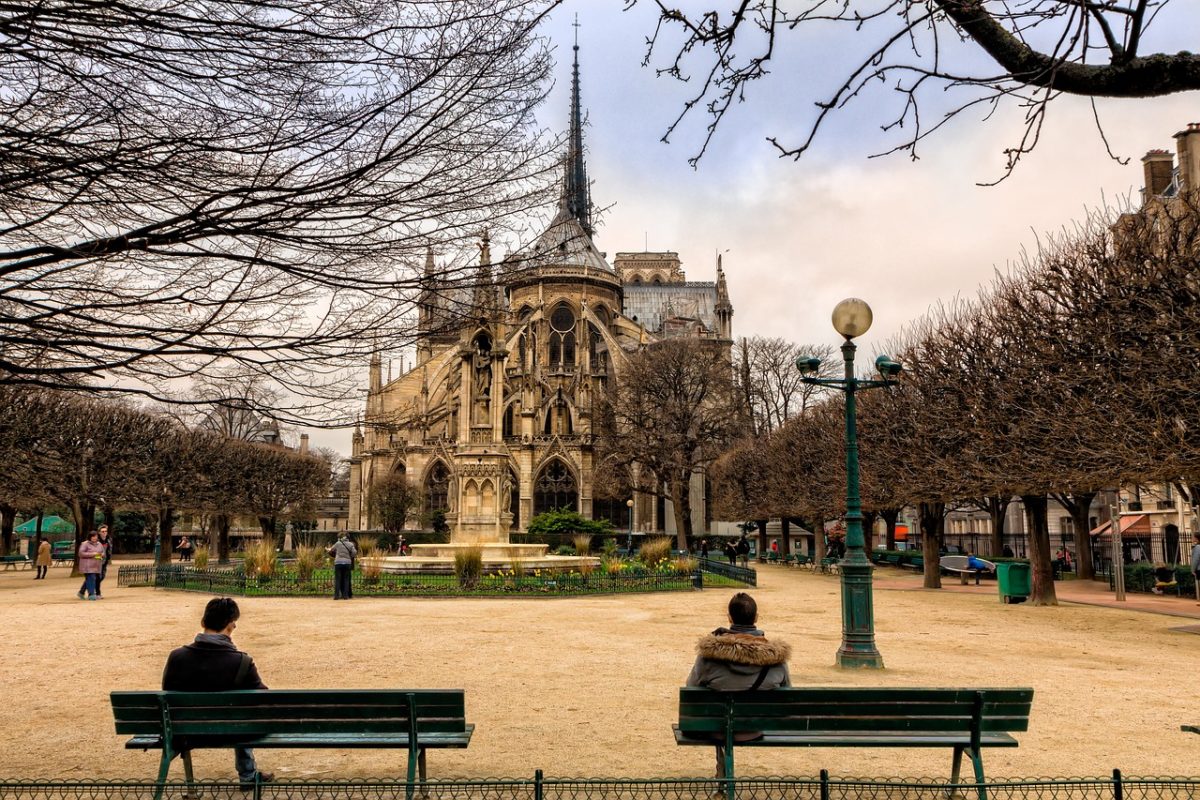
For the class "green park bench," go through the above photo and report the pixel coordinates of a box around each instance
[675,687,1034,800]
[1,554,30,570]
[885,553,903,568]
[111,689,474,800]
[819,557,841,574]
[51,542,75,564]
[1182,725,1200,735]
[902,556,925,571]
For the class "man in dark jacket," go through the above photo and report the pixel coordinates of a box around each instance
[162,597,273,789]
[686,592,791,779]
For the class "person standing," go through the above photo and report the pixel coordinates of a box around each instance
[178,536,192,562]
[76,531,105,600]
[685,592,791,781]
[35,536,51,580]
[162,597,273,789]
[95,524,113,598]
[328,532,357,600]
[735,534,750,567]
[700,539,709,560]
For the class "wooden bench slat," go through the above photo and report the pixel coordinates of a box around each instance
[125,727,475,751]
[676,705,1032,714]
[673,727,1020,748]
[678,717,1031,733]
[679,687,1033,702]
[112,690,465,706]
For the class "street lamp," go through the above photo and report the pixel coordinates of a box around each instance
[797,298,902,669]
[626,498,635,553]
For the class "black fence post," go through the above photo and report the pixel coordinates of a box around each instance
[820,769,830,800]
[534,769,544,800]
[1113,769,1123,800]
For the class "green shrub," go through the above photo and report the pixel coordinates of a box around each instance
[555,544,574,556]
[454,546,483,588]
[242,539,277,579]
[639,536,672,566]
[526,508,612,537]
[293,544,326,583]
[601,538,618,557]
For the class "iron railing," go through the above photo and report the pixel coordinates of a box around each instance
[116,562,747,597]
[0,772,1192,800]
[696,558,757,586]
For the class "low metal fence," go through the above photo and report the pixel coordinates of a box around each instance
[116,561,748,598]
[697,558,757,587]
[0,772,1192,800]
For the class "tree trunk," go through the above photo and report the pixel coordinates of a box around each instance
[779,518,789,556]
[0,503,14,556]
[881,508,898,550]
[1022,494,1057,605]
[670,477,692,553]
[987,495,1010,556]
[157,507,175,566]
[919,502,944,589]
[216,514,232,563]
[259,515,278,542]
[813,519,827,561]
[757,519,769,557]
[1066,492,1096,580]
[863,511,878,551]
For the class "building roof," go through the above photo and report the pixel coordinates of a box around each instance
[622,282,719,334]
[507,208,613,273]
[1089,514,1151,537]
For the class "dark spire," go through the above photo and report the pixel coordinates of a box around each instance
[565,15,593,237]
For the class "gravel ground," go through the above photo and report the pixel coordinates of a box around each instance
[0,561,1193,781]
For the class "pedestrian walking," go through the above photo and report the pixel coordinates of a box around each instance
[95,524,112,598]
[34,536,50,579]
[76,531,105,600]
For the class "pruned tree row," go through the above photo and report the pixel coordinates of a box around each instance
[711,196,1200,605]
[0,389,330,566]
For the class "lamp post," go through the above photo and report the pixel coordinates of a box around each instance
[797,298,902,670]
[626,498,635,553]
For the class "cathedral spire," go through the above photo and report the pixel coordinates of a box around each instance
[472,230,497,313]
[564,16,593,237]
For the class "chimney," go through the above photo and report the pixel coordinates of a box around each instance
[1174,122,1200,195]
[299,433,309,456]
[1141,149,1175,200]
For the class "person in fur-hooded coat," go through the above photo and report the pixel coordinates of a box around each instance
[686,592,791,778]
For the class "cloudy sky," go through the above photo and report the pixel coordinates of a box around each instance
[306,2,1200,456]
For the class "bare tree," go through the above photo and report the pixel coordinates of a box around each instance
[597,339,743,551]
[734,337,835,435]
[635,1,1196,177]
[1,1,559,420]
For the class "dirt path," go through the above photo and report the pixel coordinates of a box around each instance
[0,562,1194,781]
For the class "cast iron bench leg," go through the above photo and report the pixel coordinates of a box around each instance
[949,746,964,798]
[969,747,987,800]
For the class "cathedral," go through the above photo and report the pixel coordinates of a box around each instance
[347,42,734,540]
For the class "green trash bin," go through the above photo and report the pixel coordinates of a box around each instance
[997,562,1031,604]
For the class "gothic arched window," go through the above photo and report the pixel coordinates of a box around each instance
[533,460,577,515]
[548,304,575,371]
[425,462,450,512]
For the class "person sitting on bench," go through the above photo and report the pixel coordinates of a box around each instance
[162,597,274,790]
[685,593,791,780]
[1152,563,1178,595]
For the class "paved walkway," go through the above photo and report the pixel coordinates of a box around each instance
[867,566,1200,619]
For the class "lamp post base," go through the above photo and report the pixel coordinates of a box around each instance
[835,555,884,669]
[835,646,884,669]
